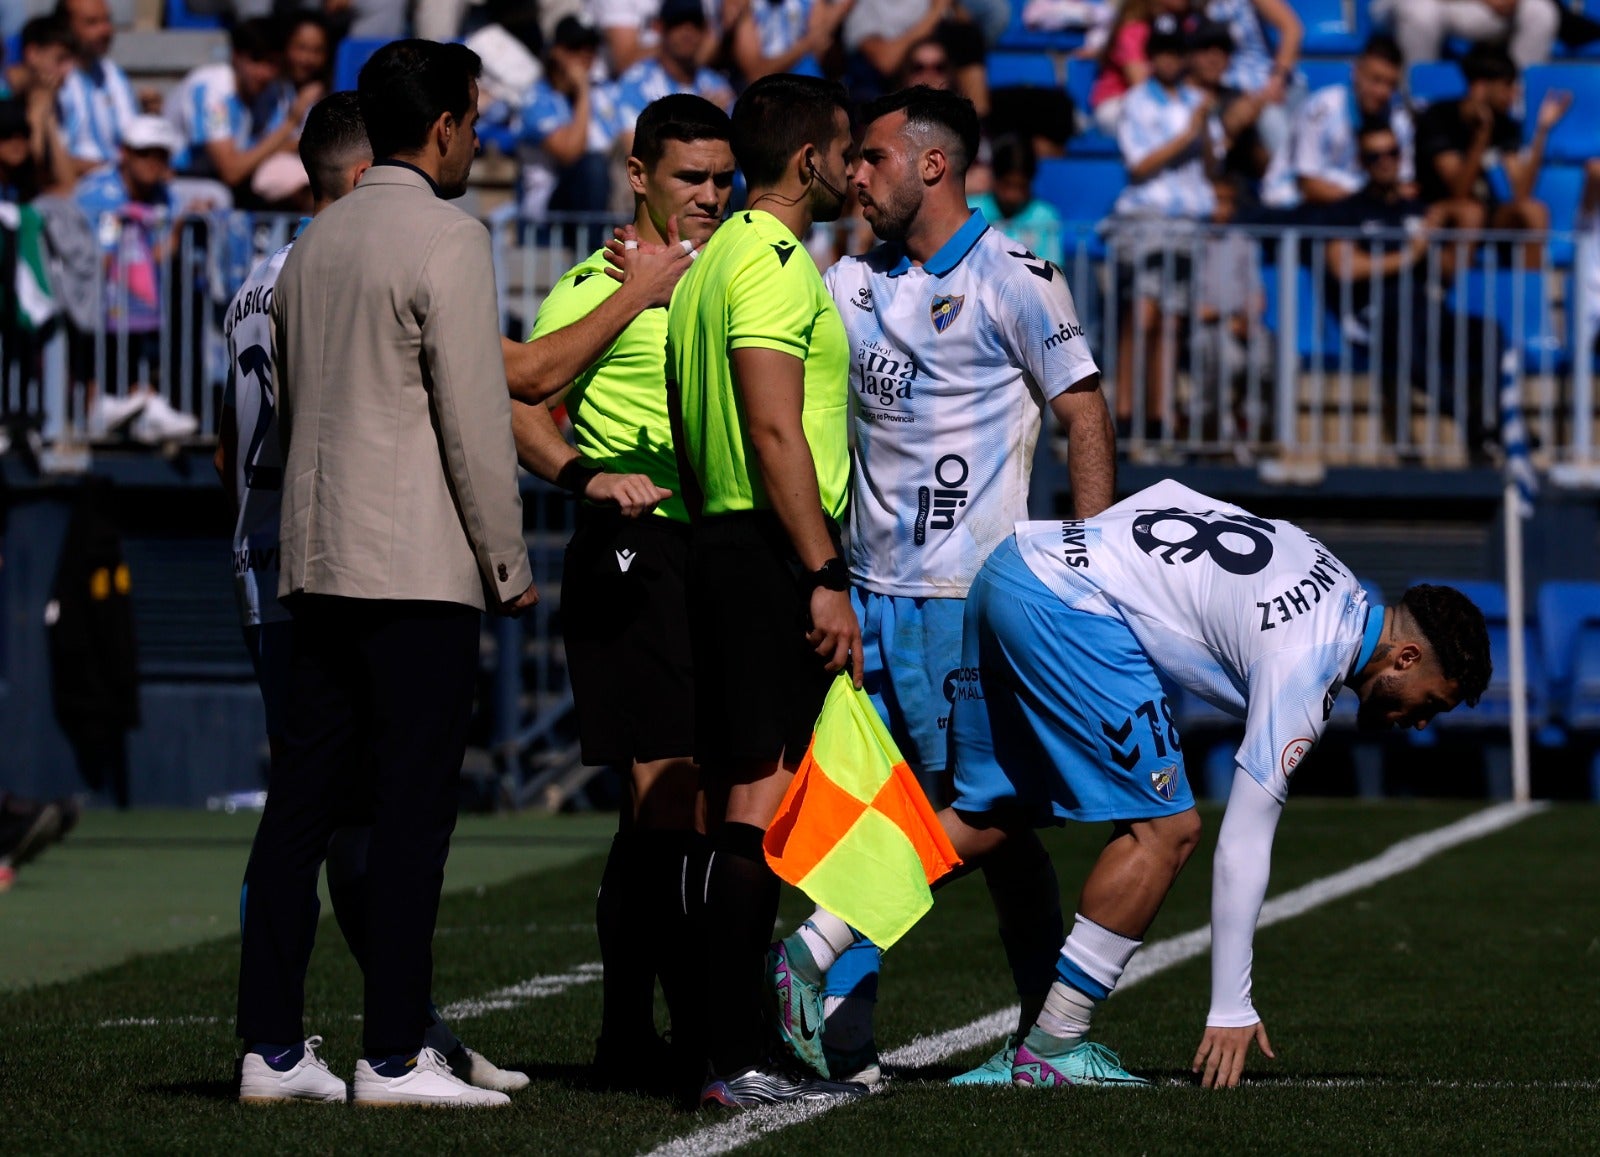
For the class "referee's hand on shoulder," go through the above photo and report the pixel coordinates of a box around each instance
[602,221,699,307]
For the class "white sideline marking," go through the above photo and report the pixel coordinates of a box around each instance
[437,962,604,1021]
[100,962,605,1029]
[639,801,1548,1157]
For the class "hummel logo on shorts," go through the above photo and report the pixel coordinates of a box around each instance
[615,549,637,573]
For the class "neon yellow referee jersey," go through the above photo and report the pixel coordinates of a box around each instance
[666,209,850,522]
[529,247,686,523]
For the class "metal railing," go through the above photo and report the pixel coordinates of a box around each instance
[5,206,1595,478]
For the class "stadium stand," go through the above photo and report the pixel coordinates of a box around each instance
[1298,0,1370,56]
[1406,59,1465,102]
[1298,57,1351,91]
[1538,582,1600,728]
[994,3,1087,52]
[1523,62,1600,163]
[163,0,222,32]
[1062,57,1119,156]
[333,36,389,93]
[986,50,1058,89]
[1034,155,1126,249]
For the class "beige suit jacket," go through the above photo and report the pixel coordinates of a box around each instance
[271,164,531,612]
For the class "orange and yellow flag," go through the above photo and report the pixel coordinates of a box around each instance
[763,674,961,949]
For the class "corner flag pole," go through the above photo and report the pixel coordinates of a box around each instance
[1504,473,1531,804]
[1500,350,1535,804]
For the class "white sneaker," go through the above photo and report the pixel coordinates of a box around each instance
[353,1046,511,1108]
[88,389,149,438]
[450,1045,531,1093]
[130,393,199,444]
[238,1035,348,1104]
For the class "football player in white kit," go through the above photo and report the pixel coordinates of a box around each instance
[941,480,1489,1087]
[766,86,1116,1086]
[772,478,1489,1089]
[216,92,525,1103]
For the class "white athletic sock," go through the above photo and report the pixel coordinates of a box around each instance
[795,908,855,973]
[1035,914,1143,1040]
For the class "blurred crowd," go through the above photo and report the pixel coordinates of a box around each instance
[2,0,1599,447]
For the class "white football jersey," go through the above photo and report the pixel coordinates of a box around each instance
[223,240,293,628]
[1015,479,1372,802]
[827,210,1099,598]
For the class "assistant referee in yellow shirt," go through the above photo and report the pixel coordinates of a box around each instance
[666,73,867,1110]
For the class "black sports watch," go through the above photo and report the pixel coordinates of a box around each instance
[804,558,850,593]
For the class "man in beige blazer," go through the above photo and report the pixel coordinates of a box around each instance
[236,39,534,1110]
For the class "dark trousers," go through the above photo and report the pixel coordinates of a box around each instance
[236,595,480,1057]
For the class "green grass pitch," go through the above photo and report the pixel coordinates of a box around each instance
[3,801,1598,1155]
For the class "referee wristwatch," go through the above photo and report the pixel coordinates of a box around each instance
[804,558,850,593]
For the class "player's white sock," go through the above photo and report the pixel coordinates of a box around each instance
[795,909,855,973]
[1035,914,1142,1040]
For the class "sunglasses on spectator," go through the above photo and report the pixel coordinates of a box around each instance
[909,56,949,74]
[1361,146,1401,162]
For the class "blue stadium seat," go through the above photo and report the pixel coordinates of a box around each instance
[987,51,1059,90]
[3,32,19,67]
[1065,56,1095,109]
[995,6,1086,52]
[1298,0,1368,56]
[1034,156,1125,239]
[1535,164,1584,268]
[1299,58,1350,95]
[334,37,391,92]
[164,0,223,30]
[1261,264,1344,368]
[1406,577,1546,730]
[1407,61,1464,105]
[1538,581,1600,727]
[1449,269,1566,373]
[1522,64,1600,163]
[1061,58,1119,156]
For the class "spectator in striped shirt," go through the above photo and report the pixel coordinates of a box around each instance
[1108,15,1219,438]
[54,0,142,180]
[1261,33,1414,210]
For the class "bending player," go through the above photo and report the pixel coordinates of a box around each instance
[217,93,525,1104]
[787,480,1489,1088]
[768,85,1115,1086]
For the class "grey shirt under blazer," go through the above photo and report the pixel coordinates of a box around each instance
[271,164,532,612]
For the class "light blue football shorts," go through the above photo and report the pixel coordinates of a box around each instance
[852,588,965,779]
[950,537,1196,825]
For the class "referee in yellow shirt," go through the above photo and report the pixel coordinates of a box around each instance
[510,94,735,1099]
[666,73,867,1110]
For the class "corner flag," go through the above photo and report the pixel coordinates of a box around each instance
[764,674,961,949]
[1500,349,1537,518]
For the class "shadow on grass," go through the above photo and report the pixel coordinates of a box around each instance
[149,1079,238,1102]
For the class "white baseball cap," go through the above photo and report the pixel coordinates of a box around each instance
[122,115,185,156]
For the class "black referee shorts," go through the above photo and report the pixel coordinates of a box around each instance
[687,511,841,767]
[561,506,695,765]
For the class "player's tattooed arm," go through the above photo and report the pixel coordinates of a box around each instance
[1050,375,1116,518]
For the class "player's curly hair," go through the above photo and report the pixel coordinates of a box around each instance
[1400,584,1492,707]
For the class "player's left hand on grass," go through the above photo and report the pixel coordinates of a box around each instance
[1192,1020,1274,1089]
[584,470,672,518]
